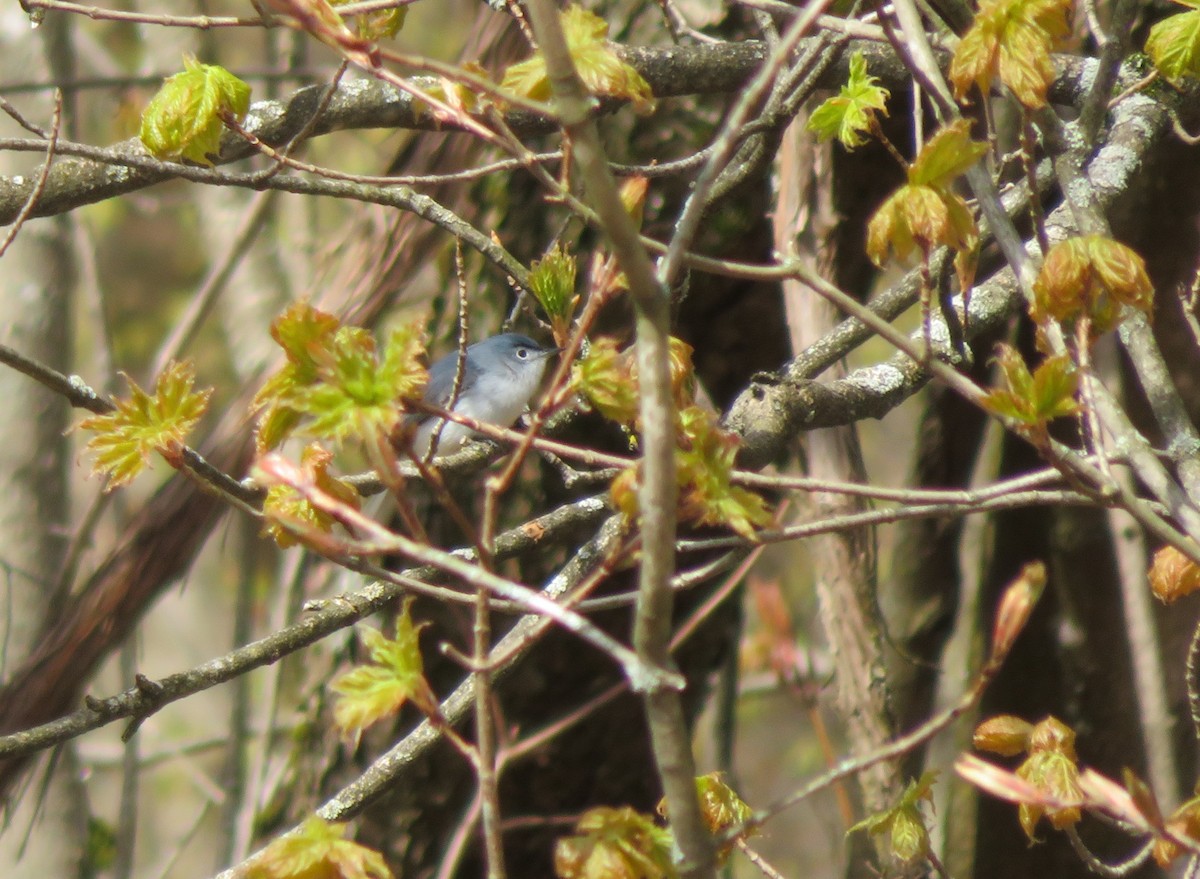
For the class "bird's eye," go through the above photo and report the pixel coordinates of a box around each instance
[517,348,529,359]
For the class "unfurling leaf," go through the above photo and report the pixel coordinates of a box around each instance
[1148,545,1200,603]
[867,124,984,266]
[79,361,211,490]
[847,772,938,864]
[330,600,438,747]
[1155,784,1200,866]
[500,5,655,112]
[688,774,755,861]
[248,816,393,879]
[867,183,978,266]
[262,443,360,549]
[139,56,250,165]
[254,302,343,452]
[974,715,1036,756]
[1016,717,1083,837]
[572,337,640,427]
[331,0,405,40]
[529,244,579,341]
[908,121,989,188]
[296,324,427,444]
[982,345,1079,437]
[619,176,650,229]
[554,807,677,879]
[675,407,772,540]
[253,303,428,450]
[1032,235,1154,334]
[1147,2,1200,82]
[807,51,890,149]
[990,560,1046,660]
[949,0,1071,107]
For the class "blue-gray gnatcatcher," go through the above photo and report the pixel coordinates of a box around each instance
[410,333,558,457]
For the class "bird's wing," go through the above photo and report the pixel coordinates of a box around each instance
[409,349,472,424]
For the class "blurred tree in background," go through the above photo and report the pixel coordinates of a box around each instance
[3,1,1200,878]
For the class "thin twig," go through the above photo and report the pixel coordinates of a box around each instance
[0,90,61,260]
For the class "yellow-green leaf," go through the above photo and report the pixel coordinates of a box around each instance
[500,5,654,113]
[554,807,677,879]
[949,0,1071,107]
[982,345,1080,430]
[1147,5,1200,81]
[529,244,579,336]
[847,772,937,865]
[806,51,890,149]
[676,406,772,540]
[248,816,393,879]
[1031,235,1153,333]
[293,323,428,446]
[79,361,211,490]
[908,120,988,188]
[330,600,438,746]
[1016,717,1082,836]
[572,337,639,427]
[253,302,343,453]
[262,443,360,549]
[866,182,978,266]
[331,0,405,40]
[139,56,250,166]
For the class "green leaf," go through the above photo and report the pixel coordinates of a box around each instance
[529,244,579,336]
[261,443,360,549]
[847,772,937,865]
[806,51,890,149]
[908,120,988,188]
[331,0,405,40]
[949,0,1071,107]
[982,346,1080,430]
[554,807,677,879]
[572,337,640,427]
[330,601,438,746]
[253,302,342,452]
[139,56,251,166]
[248,816,394,879]
[500,4,655,112]
[79,361,211,490]
[676,407,772,540]
[866,182,978,266]
[295,324,426,444]
[1147,7,1200,81]
[254,304,427,449]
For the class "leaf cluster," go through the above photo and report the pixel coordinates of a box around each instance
[949,0,1071,108]
[866,121,985,269]
[982,345,1080,443]
[79,361,211,490]
[253,302,428,453]
[974,715,1082,839]
[329,600,439,748]
[554,807,677,879]
[1031,235,1154,336]
[500,4,655,113]
[575,338,770,538]
[248,816,393,879]
[139,56,251,166]
[806,52,890,149]
[848,772,938,864]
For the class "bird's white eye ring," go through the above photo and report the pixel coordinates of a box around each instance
[517,348,529,359]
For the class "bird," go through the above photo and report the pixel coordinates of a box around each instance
[407,333,558,458]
